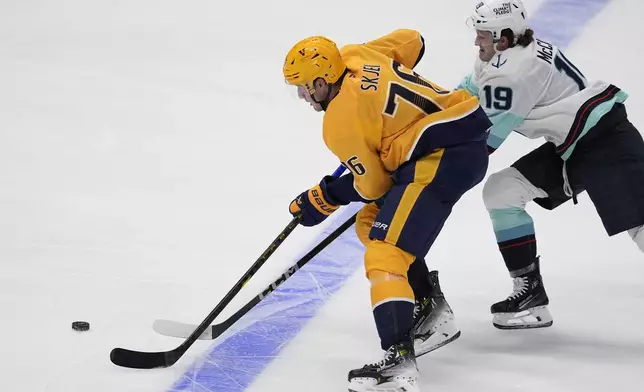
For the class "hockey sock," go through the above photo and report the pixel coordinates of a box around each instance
[369,270,415,350]
[407,258,432,299]
[365,241,416,349]
[489,207,537,274]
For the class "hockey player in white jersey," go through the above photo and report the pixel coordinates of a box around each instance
[459,0,644,329]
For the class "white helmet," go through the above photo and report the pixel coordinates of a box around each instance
[468,0,528,43]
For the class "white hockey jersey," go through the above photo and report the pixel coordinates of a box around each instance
[458,38,628,160]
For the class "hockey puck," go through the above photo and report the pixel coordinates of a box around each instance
[72,321,90,332]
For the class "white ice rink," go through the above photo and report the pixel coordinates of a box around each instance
[1,0,643,391]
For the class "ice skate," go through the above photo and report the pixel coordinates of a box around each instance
[491,257,553,329]
[348,341,419,392]
[412,271,461,357]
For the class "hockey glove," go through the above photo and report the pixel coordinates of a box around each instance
[289,176,340,227]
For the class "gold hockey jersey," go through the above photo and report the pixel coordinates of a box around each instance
[323,29,491,201]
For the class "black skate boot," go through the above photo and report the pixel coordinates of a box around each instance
[348,340,419,392]
[491,257,553,329]
[412,270,461,357]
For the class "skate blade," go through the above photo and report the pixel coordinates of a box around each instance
[414,311,461,357]
[348,378,419,392]
[492,306,553,330]
[415,330,461,357]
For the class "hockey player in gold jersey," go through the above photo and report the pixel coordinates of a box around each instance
[283,29,492,392]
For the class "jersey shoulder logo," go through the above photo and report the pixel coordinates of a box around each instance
[491,54,507,69]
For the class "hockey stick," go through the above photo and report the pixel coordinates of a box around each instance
[152,211,358,340]
[109,164,347,369]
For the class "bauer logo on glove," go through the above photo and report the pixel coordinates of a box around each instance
[289,179,340,227]
[310,189,337,214]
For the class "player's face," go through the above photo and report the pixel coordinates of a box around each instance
[296,84,325,112]
[475,30,495,62]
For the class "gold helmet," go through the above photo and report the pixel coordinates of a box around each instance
[283,36,345,94]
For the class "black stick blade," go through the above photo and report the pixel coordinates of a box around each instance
[110,347,178,369]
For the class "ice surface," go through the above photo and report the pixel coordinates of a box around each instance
[0,0,642,391]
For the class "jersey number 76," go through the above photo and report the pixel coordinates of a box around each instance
[383,60,448,117]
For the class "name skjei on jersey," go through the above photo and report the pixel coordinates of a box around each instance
[361,64,381,91]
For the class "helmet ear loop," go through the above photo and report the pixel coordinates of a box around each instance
[309,78,333,111]
[317,68,347,111]
[299,83,324,107]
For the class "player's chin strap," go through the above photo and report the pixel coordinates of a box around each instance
[317,69,349,111]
